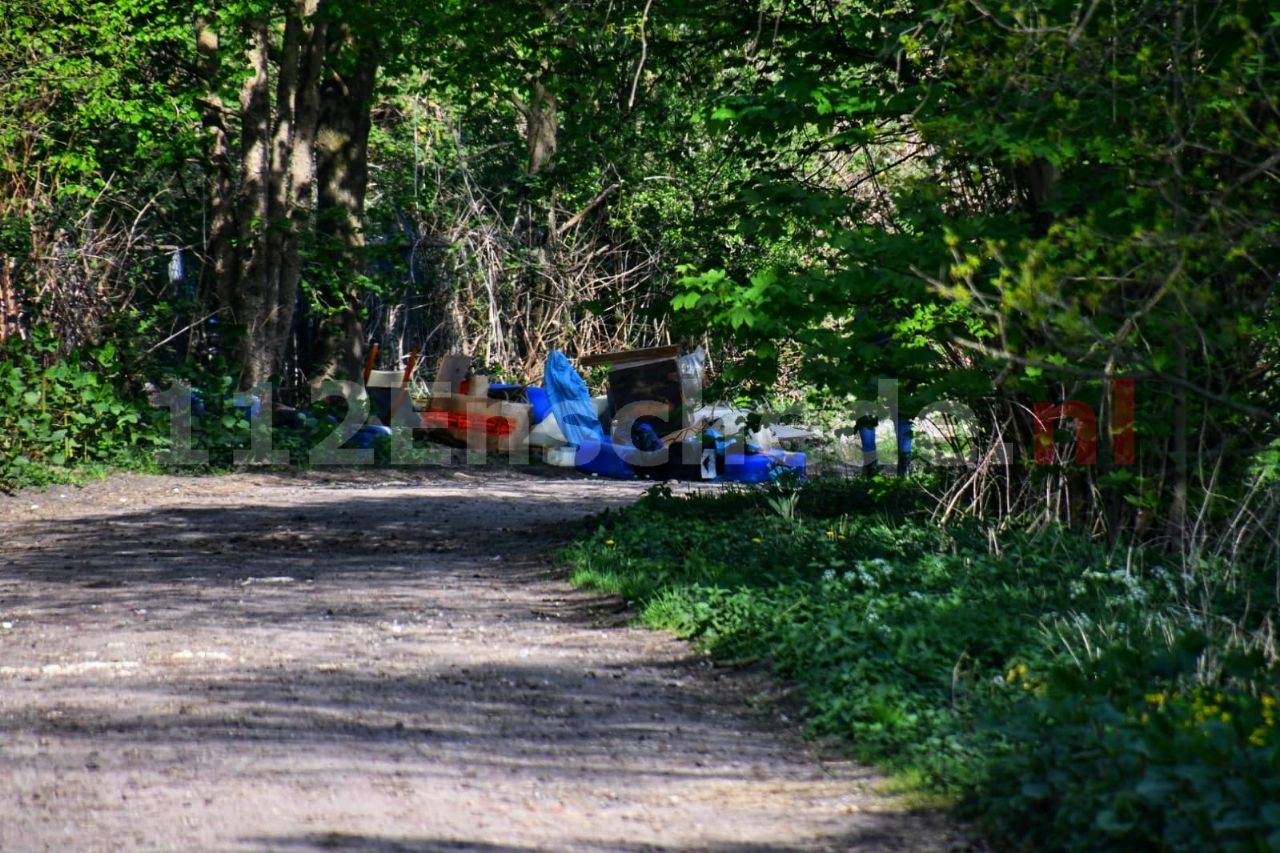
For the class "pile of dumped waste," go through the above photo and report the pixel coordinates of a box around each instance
[360,345,808,482]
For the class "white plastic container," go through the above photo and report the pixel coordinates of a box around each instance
[545,445,577,466]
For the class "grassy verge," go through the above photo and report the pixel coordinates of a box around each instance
[561,478,1280,851]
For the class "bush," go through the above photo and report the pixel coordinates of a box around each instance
[0,327,156,491]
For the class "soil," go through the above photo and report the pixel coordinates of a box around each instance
[0,466,962,852]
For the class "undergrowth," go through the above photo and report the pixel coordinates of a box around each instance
[0,335,447,492]
[562,478,1280,851]
[1,328,159,492]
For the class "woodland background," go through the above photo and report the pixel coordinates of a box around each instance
[3,3,1280,844]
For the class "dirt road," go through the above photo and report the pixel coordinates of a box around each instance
[0,468,954,852]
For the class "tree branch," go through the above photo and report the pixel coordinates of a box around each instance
[951,338,1280,425]
[627,0,655,112]
[555,182,622,237]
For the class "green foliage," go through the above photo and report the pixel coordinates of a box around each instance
[0,329,156,492]
[0,0,196,189]
[667,1,982,398]
[978,643,1280,851]
[563,479,1280,848]
[666,0,1280,544]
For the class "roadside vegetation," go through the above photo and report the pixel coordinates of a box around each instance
[0,329,160,492]
[563,476,1280,850]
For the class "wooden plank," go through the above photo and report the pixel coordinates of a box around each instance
[577,345,681,368]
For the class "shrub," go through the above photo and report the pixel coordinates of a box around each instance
[0,327,155,491]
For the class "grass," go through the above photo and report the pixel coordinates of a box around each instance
[561,476,1280,851]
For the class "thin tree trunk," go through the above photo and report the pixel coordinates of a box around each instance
[0,259,16,343]
[1170,332,1189,545]
[267,0,327,392]
[313,40,378,383]
[196,16,238,348]
[233,19,273,388]
[526,77,557,177]
[261,5,301,388]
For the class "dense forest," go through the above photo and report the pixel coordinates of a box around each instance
[2,1,1278,847]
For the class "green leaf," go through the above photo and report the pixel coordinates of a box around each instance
[1095,808,1136,834]
[671,292,702,311]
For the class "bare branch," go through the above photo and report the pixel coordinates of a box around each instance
[626,0,655,112]
[555,182,622,238]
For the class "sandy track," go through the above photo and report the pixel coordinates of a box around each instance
[0,468,954,852]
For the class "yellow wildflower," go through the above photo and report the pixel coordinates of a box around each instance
[1005,662,1031,685]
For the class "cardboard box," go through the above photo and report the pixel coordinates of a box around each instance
[430,354,472,396]
[365,369,413,425]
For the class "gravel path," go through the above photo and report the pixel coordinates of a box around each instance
[0,468,955,852]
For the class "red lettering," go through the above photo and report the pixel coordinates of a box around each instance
[1113,379,1135,464]
[1033,400,1098,465]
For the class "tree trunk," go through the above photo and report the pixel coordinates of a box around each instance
[510,70,559,367]
[526,77,557,177]
[312,39,378,383]
[0,259,19,343]
[1169,331,1189,546]
[195,16,238,360]
[269,0,327,393]
[199,6,332,392]
[232,18,273,389]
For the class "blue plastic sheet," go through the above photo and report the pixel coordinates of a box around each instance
[543,350,606,447]
[573,440,636,479]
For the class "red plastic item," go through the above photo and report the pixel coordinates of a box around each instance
[420,410,514,437]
